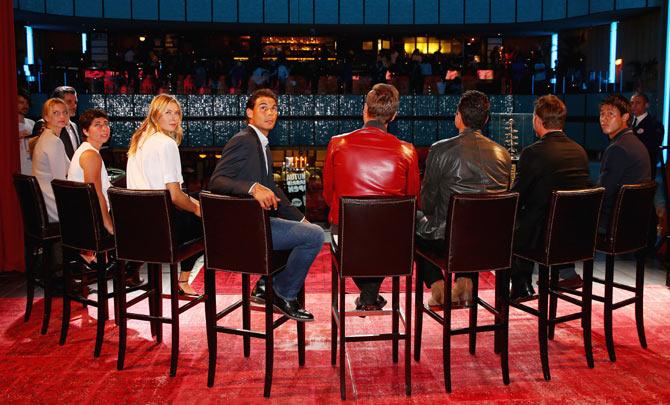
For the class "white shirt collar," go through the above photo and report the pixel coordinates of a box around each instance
[249,124,269,148]
[635,112,648,123]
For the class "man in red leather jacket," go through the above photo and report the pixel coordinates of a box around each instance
[323,83,420,311]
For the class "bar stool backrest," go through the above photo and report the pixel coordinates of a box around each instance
[605,183,656,254]
[108,187,176,264]
[445,192,519,273]
[52,179,106,252]
[13,174,51,240]
[544,188,605,265]
[337,196,416,278]
[200,192,272,275]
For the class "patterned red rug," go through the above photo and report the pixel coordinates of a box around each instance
[0,276,669,402]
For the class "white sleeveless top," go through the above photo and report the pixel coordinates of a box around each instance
[67,141,112,207]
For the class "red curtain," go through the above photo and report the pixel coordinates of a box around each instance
[0,3,23,272]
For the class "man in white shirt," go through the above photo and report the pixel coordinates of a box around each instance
[32,86,81,160]
[18,90,34,175]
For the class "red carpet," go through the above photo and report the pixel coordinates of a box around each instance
[1,250,670,402]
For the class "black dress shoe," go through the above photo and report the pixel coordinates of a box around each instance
[251,277,267,303]
[272,294,314,322]
[355,295,387,311]
[510,280,536,303]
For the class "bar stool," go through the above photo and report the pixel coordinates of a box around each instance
[414,192,519,393]
[108,187,205,377]
[511,188,604,381]
[52,179,119,356]
[199,192,305,397]
[331,196,416,400]
[591,183,655,362]
[13,174,61,335]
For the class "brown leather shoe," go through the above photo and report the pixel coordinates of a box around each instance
[454,277,473,307]
[557,275,583,289]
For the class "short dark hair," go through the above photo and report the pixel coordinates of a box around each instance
[246,88,278,111]
[534,95,566,130]
[51,85,77,99]
[18,88,31,103]
[457,90,490,130]
[632,92,649,103]
[365,83,399,124]
[600,94,631,117]
[79,108,108,132]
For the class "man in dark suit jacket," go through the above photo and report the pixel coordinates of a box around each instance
[598,94,651,232]
[32,86,81,159]
[630,92,663,252]
[510,95,591,301]
[209,89,324,322]
[630,93,664,179]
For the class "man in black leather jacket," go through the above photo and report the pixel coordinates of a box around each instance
[416,90,511,307]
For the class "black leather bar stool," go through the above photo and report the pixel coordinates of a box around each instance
[13,174,61,335]
[108,187,205,377]
[414,192,518,393]
[331,196,415,400]
[591,183,655,362]
[199,192,305,398]
[52,179,121,357]
[511,188,604,381]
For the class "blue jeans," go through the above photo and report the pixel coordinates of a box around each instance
[269,217,324,300]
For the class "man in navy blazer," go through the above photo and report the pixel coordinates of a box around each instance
[209,89,324,322]
[598,94,651,232]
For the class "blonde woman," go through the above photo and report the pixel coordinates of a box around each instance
[126,94,201,296]
[31,98,70,222]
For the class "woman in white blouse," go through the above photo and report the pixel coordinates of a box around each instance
[126,94,201,296]
[31,98,70,222]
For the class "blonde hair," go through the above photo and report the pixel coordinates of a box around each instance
[128,94,183,156]
[30,98,68,156]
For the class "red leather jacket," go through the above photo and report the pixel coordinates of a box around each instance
[323,121,421,225]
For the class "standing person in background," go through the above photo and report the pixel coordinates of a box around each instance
[126,94,202,296]
[32,86,81,160]
[18,90,34,175]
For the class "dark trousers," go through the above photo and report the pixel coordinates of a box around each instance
[416,236,471,288]
[331,224,383,305]
[173,208,203,273]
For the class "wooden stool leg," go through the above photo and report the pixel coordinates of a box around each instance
[405,273,412,396]
[604,254,616,362]
[117,261,128,371]
[94,259,108,358]
[634,253,647,348]
[414,259,424,362]
[392,276,400,363]
[443,273,453,393]
[169,264,180,377]
[155,265,163,343]
[339,275,346,400]
[264,277,274,398]
[147,263,157,338]
[242,274,251,358]
[538,265,551,381]
[331,259,338,366]
[59,260,72,345]
[548,266,560,340]
[205,267,217,387]
[468,274,478,355]
[24,245,37,322]
[501,269,510,385]
[582,260,594,368]
[297,287,306,366]
[41,246,53,335]
[494,269,503,354]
